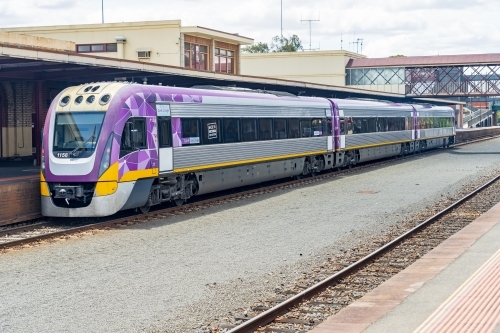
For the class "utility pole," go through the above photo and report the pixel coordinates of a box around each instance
[102,0,104,23]
[281,0,282,38]
[301,17,320,50]
[353,38,364,54]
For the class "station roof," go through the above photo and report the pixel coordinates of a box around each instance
[0,43,462,106]
[347,53,500,68]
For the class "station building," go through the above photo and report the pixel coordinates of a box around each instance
[1,20,253,75]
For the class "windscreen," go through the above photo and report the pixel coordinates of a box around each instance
[52,112,106,158]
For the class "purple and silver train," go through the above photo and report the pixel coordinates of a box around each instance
[40,82,455,217]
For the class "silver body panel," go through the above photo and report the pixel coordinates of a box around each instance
[419,128,454,139]
[345,131,412,150]
[173,137,327,170]
[196,158,305,195]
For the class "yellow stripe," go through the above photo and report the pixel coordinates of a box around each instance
[40,171,50,197]
[173,150,328,173]
[345,140,411,151]
[119,168,159,182]
[417,135,451,140]
[95,181,118,196]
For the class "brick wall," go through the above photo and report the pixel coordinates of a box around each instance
[0,180,41,225]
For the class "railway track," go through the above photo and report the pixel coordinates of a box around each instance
[1,135,499,252]
[206,168,500,332]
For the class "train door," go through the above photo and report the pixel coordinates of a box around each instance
[339,109,346,150]
[156,103,173,173]
[326,108,333,151]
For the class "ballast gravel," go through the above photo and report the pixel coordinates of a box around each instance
[1,139,500,333]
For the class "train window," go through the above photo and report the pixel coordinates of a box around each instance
[133,118,147,148]
[378,118,388,132]
[340,118,345,135]
[325,119,333,136]
[223,119,241,143]
[362,118,377,133]
[288,119,300,138]
[241,119,257,142]
[311,118,325,136]
[120,117,147,157]
[158,117,171,147]
[258,119,273,140]
[273,119,287,139]
[202,119,221,145]
[181,119,201,145]
[300,119,312,137]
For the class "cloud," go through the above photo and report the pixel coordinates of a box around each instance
[0,0,499,57]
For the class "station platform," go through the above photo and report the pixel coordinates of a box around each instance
[0,159,39,182]
[0,159,41,225]
[456,126,500,142]
[310,198,500,333]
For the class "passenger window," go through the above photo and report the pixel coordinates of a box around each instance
[134,118,147,148]
[119,117,147,157]
[181,119,200,145]
[158,117,171,147]
[223,119,241,143]
[241,119,257,142]
[300,119,312,137]
[325,119,332,136]
[202,118,221,145]
[311,118,324,136]
[288,119,300,138]
[274,119,287,139]
[258,119,273,140]
[378,117,388,132]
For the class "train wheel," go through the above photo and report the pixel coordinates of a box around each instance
[139,205,151,214]
[174,198,184,206]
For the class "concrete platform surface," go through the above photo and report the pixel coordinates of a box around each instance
[0,160,39,182]
[311,198,500,333]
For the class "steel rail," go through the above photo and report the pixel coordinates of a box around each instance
[0,222,53,238]
[227,172,500,333]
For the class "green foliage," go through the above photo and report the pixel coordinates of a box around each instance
[389,54,406,58]
[242,35,303,53]
[271,35,303,52]
[242,42,270,53]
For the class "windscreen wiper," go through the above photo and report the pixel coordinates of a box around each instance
[71,125,96,156]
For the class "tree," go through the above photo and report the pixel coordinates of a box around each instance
[389,54,406,58]
[242,42,270,53]
[242,35,304,53]
[271,35,303,52]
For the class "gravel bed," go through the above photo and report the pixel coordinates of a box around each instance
[1,140,500,333]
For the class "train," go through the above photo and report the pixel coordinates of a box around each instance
[40,82,455,217]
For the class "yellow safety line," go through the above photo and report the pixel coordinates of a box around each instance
[345,140,411,151]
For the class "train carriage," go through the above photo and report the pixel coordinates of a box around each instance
[41,82,455,217]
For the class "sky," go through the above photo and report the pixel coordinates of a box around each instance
[1,0,499,58]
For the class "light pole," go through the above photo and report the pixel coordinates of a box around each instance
[102,0,104,23]
[280,0,282,38]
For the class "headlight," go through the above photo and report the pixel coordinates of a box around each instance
[98,133,114,178]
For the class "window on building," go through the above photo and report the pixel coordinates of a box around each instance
[76,43,118,53]
[215,48,235,73]
[184,43,208,70]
